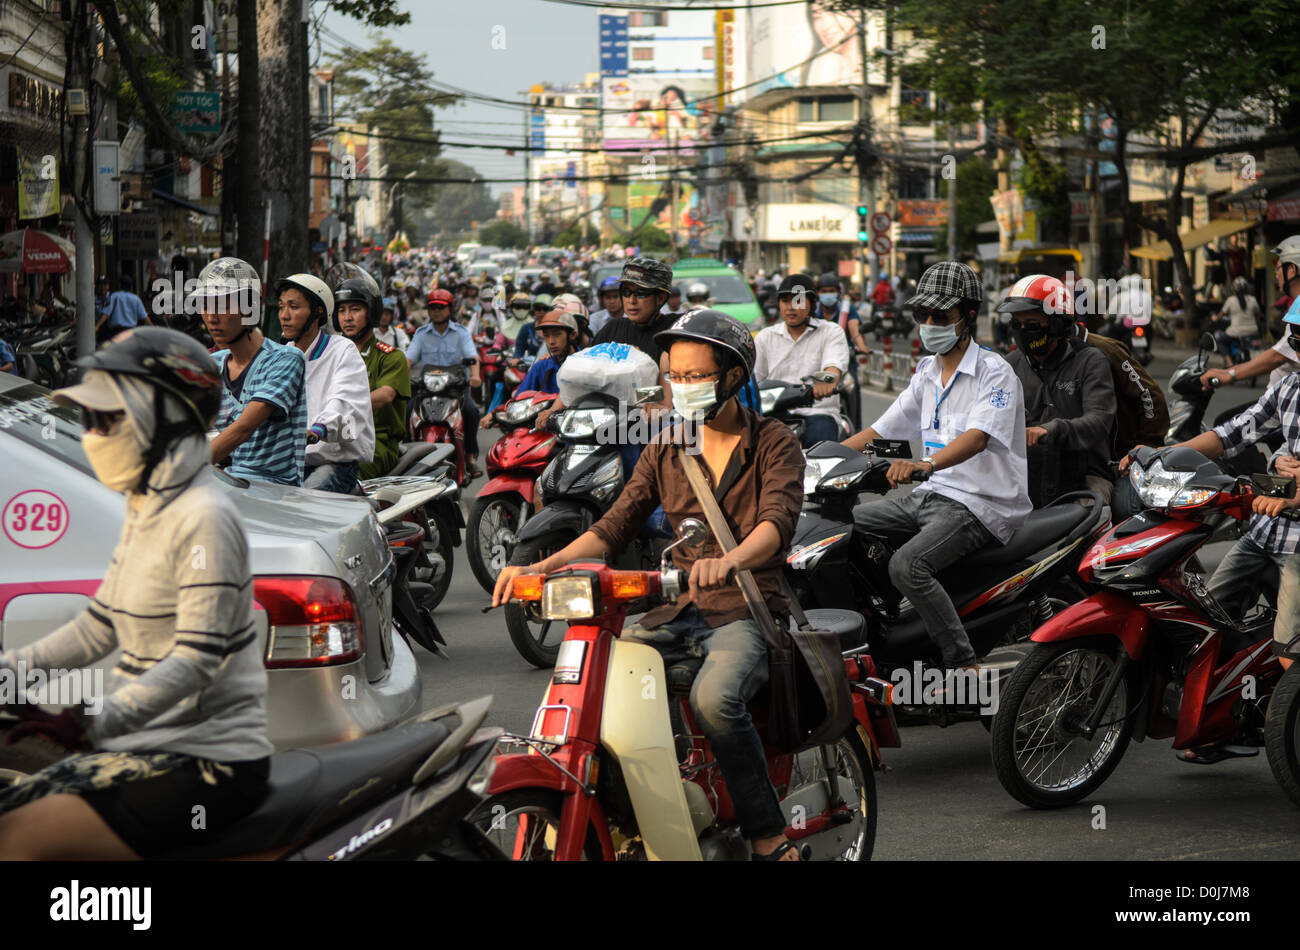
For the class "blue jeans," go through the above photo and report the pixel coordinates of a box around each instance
[304,459,359,494]
[799,412,841,448]
[852,490,994,667]
[623,605,787,840]
[1207,535,1290,624]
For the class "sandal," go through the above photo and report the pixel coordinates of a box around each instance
[1177,743,1258,765]
[751,839,800,862]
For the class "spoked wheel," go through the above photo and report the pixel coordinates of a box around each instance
[467,495,524,594]
[991,639,1138,808]
[1265,665,1300,808]
[786,732,877,861]
[504,530,575,668]
[468,788,604,861]
[410,506,454,610]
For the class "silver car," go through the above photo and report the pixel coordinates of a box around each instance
[0,374,421,748]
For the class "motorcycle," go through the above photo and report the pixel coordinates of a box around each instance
[471,520,899,861]
[1266,663,1300,808]
[503,386,671,668]
[757,372,853,444]
[787,439,1110,726]
[1101,314,1153,366]
[466,389,558,594]
[1,695,508,860]
[409,360,475,488]
[990,445,1290,808]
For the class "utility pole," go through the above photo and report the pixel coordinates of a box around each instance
[70,3,95,358]
[947,127,958,260]
[856,6,877,288]
[669,128,679,259]
[235,0,262,266]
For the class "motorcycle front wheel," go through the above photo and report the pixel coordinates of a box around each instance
[1265,664,1300,808]
[504,530,577,668]
[468,788,605,861]
[467,494,524,594]
[991,638,1138,808]
[410,506,455,610]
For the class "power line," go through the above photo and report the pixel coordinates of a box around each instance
[539,0,815,9]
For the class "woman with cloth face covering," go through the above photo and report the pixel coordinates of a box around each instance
[0,328,272,859]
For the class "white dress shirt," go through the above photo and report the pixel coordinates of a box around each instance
[870,341,1030,543]
[302,330,376,465]
[753,318,850,416]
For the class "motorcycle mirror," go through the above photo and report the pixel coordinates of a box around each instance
[1249,473,1297,499]
[1197,331,1216,352]
[676,517,707,547]
[633,385,664,406]
[871,438,911,459]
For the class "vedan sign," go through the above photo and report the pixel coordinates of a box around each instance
[765,204,855,243]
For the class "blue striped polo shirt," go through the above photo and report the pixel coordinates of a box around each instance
[213,338,307,485]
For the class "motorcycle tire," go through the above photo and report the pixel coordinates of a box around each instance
[504,529,578,668]
[467,494,525,594]
[1265,665,1300,809]
[468,788,605,861]
[411,506,455,610]
[991,637,1139,809]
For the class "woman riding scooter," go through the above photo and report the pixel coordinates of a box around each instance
[0,328,272,859]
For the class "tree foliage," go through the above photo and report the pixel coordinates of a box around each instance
[424,158,499,240]
[479,220,529,248]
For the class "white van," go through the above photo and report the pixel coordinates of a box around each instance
[456,242,481,263]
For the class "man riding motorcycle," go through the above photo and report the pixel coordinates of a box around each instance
[494,309,805,861]
[588,275,623,335]
[407,287,483,478]
[1000,274,1117,507]
[842,261,1031,669]
[335,275,411,480]
[753,273,849,447]
[0,329,272,859]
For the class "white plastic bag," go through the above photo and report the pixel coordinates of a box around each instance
[557,342,659,408]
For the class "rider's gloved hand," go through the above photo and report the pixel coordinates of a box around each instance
[5,706,90,751]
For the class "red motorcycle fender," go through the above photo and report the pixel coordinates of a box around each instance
[1030,590,1150,660]
[479,476,535,505]
[485,753,617,860]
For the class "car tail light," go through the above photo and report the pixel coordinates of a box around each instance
[1134,325,1145,337]
[256,576,364,668]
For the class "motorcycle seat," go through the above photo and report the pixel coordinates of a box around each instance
[391,441,454,476]
[964,503,1091,567]
[157,719,452,860]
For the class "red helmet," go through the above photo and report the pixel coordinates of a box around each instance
[996,274,1072,317]
[426,288,454,308]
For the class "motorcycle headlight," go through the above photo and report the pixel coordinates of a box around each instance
[760,388,780,414]
[542,576,596,620]
[1135,459,1193,508]
[588,455,623,503]
[422,370,450,393]
[1171,487,1216,508]
[803,457,835,495]
[558,408,617,440]
[821,468,865,492]
[502,399,536,424]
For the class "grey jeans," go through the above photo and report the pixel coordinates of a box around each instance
[852,490,994,667]
[1207,535,1300,653]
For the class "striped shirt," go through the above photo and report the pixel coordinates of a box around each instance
[1214,372,1300,553]
[214,338,307,485]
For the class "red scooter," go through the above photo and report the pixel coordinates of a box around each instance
[466,389,558,593]
[409,361,473,487]
[992,445,1291,808]
[470,519,900,861]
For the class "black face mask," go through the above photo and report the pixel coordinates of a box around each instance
[1011,324,1052,356]
[1288,331,1300,354]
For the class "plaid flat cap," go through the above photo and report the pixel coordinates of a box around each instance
[906,261,982,311]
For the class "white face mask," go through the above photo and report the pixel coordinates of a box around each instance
[82,415,146,493]
[670,379,719,420]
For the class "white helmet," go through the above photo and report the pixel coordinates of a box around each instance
[1273,235,1300,270]
[686,281,710,301]
[187,256,262,325]
[275,273,336,335]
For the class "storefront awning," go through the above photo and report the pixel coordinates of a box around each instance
[1131,217,1259,261]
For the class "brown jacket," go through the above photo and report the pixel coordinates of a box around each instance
[589,408,804,628]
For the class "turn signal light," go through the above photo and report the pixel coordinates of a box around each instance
[511,574,545,601]
[1134,326,1145,337]
[610,571,650,599]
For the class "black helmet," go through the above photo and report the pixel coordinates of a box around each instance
[56,326,222,433]
[655,308,756,382]
[620,256,673,293]
[815,272,841,291]
[334,277,382,332]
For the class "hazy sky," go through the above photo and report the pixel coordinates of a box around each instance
[321,0,601,195]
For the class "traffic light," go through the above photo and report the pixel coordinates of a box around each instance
[857,204,870,243]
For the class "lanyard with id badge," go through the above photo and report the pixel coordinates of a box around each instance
[924,381,955,460]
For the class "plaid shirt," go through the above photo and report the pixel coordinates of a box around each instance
[1214,372,1300,553]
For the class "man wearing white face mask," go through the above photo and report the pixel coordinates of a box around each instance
[842,261,1030,669]
[0,327,272,859]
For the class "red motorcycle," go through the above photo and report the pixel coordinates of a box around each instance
[992,445,1291,808]
[470,520,900,861]
[466,389,558,593]
[409,361,473,487]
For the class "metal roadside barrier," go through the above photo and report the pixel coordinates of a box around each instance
[862,350,889,391]
[887,353,913,392]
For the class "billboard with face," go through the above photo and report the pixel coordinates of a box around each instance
[602,76,719,153]
[747,1,885,95]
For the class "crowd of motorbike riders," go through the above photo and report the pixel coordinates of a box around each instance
[2,232,1300,862]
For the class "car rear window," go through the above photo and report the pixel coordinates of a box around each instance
[0,377,93,475]
[694,274,755,304]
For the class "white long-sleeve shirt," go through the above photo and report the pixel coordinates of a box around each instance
[302,329,376,464]
[753,318,850,416]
